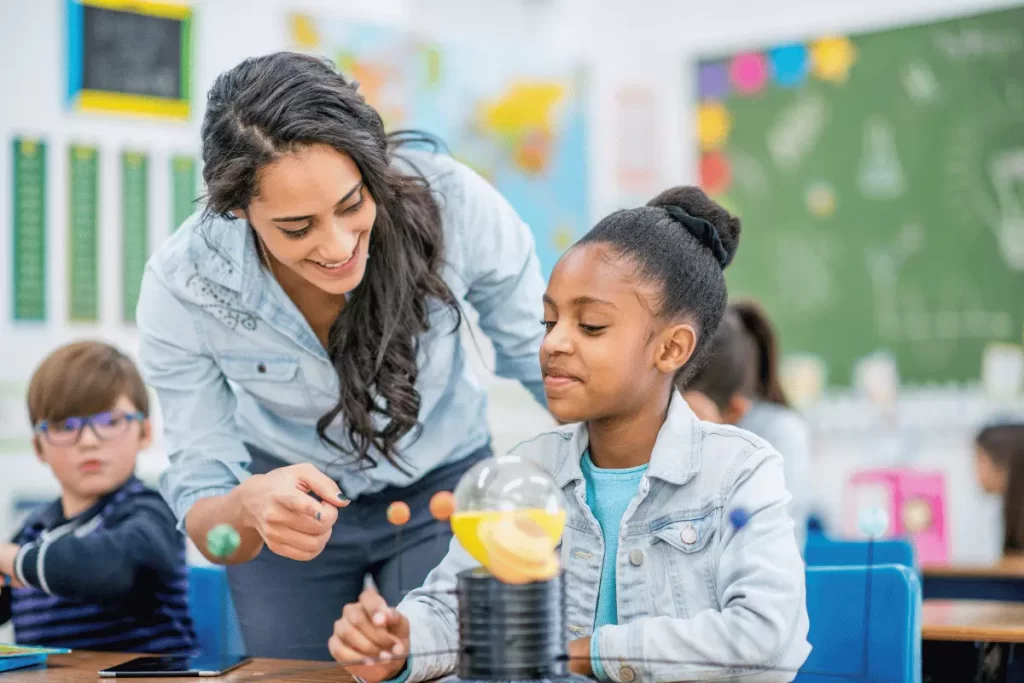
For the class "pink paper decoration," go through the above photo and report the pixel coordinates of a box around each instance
[730,52,767,95]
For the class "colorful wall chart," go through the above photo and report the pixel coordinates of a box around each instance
[121,150,149,323]
[11,138,47,322]
[287,14,590,279]
[68,143,100,322]
[694,6,1024,386]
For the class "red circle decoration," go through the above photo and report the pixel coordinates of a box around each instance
[700,152,732,195]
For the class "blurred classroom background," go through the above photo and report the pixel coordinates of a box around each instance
[1,0,1023,583]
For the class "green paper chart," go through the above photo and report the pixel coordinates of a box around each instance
[121,150,149,324]
[68,144,99,322]
[695,6,1024,386]
[171,154,197,230]
[11,138,47,322]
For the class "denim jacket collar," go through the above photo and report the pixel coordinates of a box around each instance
[191,214,260,297]
[550,390,701,490]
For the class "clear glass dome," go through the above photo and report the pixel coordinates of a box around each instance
[450,455,567,569]
[453,454,566,514]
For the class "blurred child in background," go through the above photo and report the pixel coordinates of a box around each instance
[974,422,1024,556]
[681,300,810,552]
[682,309,750,424]
[0,341,196,655]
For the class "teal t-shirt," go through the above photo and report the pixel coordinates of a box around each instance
[581,451,647,680]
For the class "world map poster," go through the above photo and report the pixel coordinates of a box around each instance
[288,14,590,279]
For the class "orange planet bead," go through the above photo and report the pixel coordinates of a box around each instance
[387,501,411,526]
[429,491,456,521]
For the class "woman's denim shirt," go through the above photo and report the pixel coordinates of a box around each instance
[136,151,547,528]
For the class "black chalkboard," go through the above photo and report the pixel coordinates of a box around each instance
[82,5,182,100]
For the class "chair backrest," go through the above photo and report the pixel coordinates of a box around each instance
[796,564,921,683]
[805,536,916,569]
[186,565,245,656]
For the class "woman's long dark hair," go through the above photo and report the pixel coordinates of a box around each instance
[976,423,1024,553]
[731,299,790,407]
[200,51,460,472]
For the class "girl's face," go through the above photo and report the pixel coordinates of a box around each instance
[239,144,377,296]
[975,445,1009,495]
[540,244,697,423]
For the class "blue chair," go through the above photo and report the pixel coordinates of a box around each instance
[797,564,921,683]
[805,536,916,569]
[187,565,246,656]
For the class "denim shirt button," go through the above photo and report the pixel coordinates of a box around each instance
[619,665,636,682]
[628,549,644,566]
[680,524,697,545]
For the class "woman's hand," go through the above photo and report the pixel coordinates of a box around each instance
[330,588,410,683]
[237,463,348,561]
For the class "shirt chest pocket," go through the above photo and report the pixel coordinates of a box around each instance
[648,511,719,619]
[219,354,313,422]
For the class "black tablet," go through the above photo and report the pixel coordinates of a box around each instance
[98,654,252,677]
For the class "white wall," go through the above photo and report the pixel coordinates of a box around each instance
[1,0,1021,566]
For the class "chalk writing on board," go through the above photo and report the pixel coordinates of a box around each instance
[858,116,906,199]
[989,148,1024,270]
[730,151,768,195]
[774,234,833,315]
[765,94,826,171]
[900,60,939,104]
[935,27,1023,59]
[83,6,181,99]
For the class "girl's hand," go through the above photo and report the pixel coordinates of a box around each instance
[237,463,348,561]
[330,589,410,683]
[567,637,594,677]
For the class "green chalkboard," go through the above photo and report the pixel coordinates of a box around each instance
[696,6,1024,386]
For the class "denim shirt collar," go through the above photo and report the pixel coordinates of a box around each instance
[192,214,261,299]
[188,213,334,360]
[550,390,701,490]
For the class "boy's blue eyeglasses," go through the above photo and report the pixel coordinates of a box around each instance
[34,410,145,447]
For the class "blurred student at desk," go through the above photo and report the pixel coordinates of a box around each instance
[922,424,1024,602]
[975,422,1024,556]
[680,301,811,551]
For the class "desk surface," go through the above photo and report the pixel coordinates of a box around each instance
[2,652,352,683]
[923,599,1024,642]
[922,556,1024,579]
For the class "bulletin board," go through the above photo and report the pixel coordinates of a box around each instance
[694,6,1024,386]
[66,0,193,120]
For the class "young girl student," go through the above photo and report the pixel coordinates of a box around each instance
[329,188,811,682]
[974,422,1024,556]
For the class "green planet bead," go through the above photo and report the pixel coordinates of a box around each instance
[206,524,242,559]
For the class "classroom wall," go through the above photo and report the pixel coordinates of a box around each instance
[1,0,1021,567]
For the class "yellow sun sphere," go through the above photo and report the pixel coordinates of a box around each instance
[697,102,733,151]
[810,36,857,83]
[450,455,566,580]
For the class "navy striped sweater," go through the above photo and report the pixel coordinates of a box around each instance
[0,477,197,655]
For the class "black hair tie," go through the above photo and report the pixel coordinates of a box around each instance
[662,205,729,268]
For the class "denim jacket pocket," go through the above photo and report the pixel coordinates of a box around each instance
[219,353,312,421]
[648,510,719,618]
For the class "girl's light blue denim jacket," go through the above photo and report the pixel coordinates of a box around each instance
[136,151,547,528]
[398,391,812,683]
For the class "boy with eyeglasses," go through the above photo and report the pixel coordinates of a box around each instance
[0,341,196,655]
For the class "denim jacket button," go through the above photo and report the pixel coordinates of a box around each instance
[680,525,697,545]
[628,549,644,566]
[619,665,636,682]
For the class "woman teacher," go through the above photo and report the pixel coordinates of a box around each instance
[136,52,547,660]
